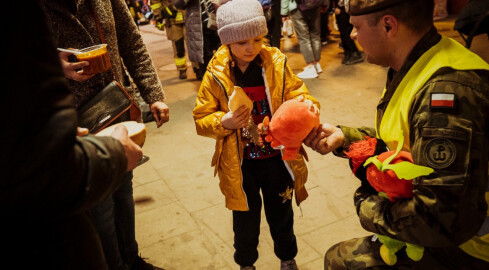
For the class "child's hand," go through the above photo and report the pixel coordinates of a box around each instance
[221,105,250,129]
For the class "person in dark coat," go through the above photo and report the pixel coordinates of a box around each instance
[39,0,167,269]
[1,0,143,268]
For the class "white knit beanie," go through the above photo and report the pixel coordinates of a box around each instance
[216,0,268,45]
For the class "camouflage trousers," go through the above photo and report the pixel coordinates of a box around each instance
[324,235,489,270]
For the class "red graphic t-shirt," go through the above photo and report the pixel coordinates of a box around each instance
[242,85,280,159]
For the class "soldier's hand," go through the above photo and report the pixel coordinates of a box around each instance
[304,123,344,155]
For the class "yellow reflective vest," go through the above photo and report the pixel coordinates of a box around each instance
[376,36,489,262]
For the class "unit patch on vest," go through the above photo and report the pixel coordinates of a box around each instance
[430,93,455,109]
[423,138,456,169]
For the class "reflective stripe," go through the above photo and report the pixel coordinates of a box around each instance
[174,57,186,67]
[459,233,489,262]
[150,3,162,9]
[377,37,489,151]
[165,6,173,16]
[175,11,183,22]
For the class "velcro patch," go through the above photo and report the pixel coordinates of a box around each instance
[423,138,456,169]
[430,93,455,108]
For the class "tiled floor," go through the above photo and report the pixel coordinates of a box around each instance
[132,15,489,270]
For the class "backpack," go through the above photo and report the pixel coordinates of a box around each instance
[297,0,323,11]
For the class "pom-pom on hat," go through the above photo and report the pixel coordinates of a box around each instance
[216,0,268,45]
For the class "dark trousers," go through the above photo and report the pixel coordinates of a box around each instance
[265,0,282,48]
[90,172,138,270]
[336,7,358,54]
[233,155,298,267]
[194,27,221,80]
[320,11,330,41]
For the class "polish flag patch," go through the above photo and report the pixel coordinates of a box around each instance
[430,93,455,108]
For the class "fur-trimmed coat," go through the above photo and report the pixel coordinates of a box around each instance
[40,0,165,109]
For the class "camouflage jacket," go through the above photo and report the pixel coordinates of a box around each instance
[338,27,489,247]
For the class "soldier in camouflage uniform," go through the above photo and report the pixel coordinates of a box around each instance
[304,0,489,269]
[151,0,188,79]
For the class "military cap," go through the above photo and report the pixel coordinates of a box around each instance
[345,0,408,15]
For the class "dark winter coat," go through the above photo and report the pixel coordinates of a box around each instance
[40,0,165,109]
[1,0,129,268]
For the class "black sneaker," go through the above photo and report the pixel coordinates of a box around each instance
[178,70,187,80]
[345,51,364,65]
[131,256,165,270]
[342,52,351,64]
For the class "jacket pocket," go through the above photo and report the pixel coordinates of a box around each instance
[412,115,472,186]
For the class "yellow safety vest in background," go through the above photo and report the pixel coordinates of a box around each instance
[376,36,489,262]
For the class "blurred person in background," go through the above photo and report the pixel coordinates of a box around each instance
[152,0,189,79]
[174,0,221,80]
[334,0,363,65]
[281,0,330,79]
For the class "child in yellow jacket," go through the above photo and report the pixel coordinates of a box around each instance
[192,0,320,268]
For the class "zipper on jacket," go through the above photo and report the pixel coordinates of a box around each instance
[278,57,296,183]
[282,57,287,103]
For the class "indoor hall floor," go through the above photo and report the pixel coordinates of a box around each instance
[131,15,489,270]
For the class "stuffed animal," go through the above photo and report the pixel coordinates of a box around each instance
[346,134,434,265]
[258,98,319,160]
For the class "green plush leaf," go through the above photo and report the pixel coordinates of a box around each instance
[364,156,383,170]
[382,130,404,167]
[384,162,434,179]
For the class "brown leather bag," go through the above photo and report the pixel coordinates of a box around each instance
[78,5,141,133]
[78,81,141,133]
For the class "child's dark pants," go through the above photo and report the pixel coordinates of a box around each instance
[233,154,298,267]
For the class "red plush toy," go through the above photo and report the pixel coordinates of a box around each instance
[258,98,319,161]
[347,137,417,201]
[346,136,434,265]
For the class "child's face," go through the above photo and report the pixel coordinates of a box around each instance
[229,36,264,65]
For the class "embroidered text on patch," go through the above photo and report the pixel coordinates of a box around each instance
[431,93,455,108]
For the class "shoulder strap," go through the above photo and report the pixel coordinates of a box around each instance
[89,4,117,81]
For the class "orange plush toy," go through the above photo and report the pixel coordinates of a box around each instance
[258,98,319,161]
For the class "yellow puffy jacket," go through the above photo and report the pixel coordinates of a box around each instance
[193,44,320,211]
